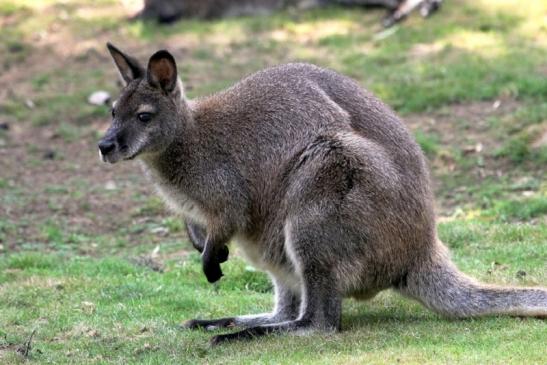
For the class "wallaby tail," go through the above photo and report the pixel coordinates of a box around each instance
[398,243,547,318]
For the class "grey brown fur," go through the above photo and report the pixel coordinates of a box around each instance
[138,0,443,27]
[99,44,547,345]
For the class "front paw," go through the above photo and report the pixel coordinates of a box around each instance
[202,245,228,282]
[217,245,229,263]
[203,260,223,283]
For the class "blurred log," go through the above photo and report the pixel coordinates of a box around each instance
[136,0,442,26]
[137,0,288,23]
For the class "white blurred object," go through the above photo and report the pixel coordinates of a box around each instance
[104,180,117,190]
[25,99,35,109]
[151,226,169,236]
[88,90,111,106]
[120,0,143,15]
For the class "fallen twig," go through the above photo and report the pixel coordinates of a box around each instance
[17,329,36,359]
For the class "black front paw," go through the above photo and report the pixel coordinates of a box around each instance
[203,260,223,283]
[217,245,229,263]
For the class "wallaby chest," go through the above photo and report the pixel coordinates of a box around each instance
[140,162,208,225]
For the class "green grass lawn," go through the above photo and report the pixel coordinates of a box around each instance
[0,221,546,364]
[0,0,546,363]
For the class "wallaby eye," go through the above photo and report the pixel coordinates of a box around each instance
[111,108,115,118]
[137,112,152,123]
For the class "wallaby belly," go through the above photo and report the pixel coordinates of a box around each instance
[235,233,302,293]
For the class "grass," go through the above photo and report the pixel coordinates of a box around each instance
[0,221,545,364]
[0,0,546,363]
[414,131,440,157]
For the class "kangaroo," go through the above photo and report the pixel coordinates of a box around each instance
[138,0,443,27]
[98,43,547,345]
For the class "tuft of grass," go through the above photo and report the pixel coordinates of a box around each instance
[414,131,440,157]
[4,252,60,271]
[488,196,547,222]
[495,132,547,164]
[495,136,531,163]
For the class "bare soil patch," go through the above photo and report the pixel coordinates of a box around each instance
[406,98,521,171]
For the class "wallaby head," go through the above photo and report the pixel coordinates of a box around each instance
[98,43,187,164]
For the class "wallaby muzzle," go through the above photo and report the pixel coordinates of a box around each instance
[98,127,128,163]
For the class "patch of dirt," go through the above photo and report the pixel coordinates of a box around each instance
[531,124,547,149]
[0,330,39,362]
[406,98,521,166]
[407,98,519,159]
[405,98,537,214]
[0,343,18,363]
[537,64,547,77]
[0,118,182,250]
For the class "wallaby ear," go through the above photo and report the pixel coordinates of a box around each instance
[106,42,145,85]
[146,50,178,93]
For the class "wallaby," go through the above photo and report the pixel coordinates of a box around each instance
[98,43,547,345]
[138,0,443,27]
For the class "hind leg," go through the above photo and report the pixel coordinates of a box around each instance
[183,277,301,330]
[210,219,342,344]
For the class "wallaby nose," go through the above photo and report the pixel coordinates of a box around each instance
[98,140,115,155]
